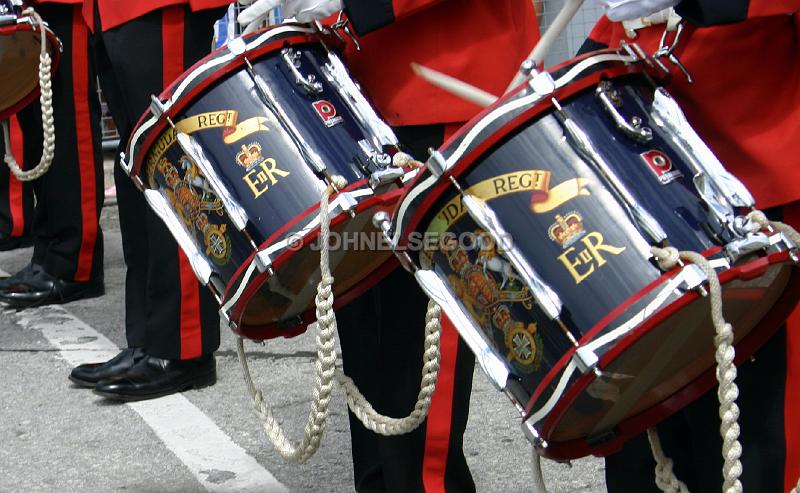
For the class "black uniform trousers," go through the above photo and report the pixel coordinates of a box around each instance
[0,116,34,240]
[605,205,798,493]
[336,125,477,493]
[13,3,104,282]
[90,5,221,360]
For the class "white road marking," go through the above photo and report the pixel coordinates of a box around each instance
[10,303,288,493]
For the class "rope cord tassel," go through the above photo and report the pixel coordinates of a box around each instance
[3,7,55,181]
[237,177,444,464]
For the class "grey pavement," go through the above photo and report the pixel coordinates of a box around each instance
[0,166,607,492]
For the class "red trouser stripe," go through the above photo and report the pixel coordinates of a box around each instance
[8,115,25,237]
[72,7,99,282]
[163,7,202,360]
[784,201,800,493]
[421,122,465,492]
[422,315,459,493]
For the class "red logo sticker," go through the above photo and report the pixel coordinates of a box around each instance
[641,150,682,184]
[312,100,343,127]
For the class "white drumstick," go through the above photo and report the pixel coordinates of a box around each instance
[506,0,586,92]
[410,63,498,108]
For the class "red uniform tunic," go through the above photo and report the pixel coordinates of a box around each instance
[343,0,539,126]
[587,2,800,209]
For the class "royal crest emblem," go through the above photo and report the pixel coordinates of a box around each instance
[547,211,586,248]
[236,142,267,170]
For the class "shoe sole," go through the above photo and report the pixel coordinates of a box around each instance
[1,285,105,309]
[92,372,217,402]
[69,374,97,389]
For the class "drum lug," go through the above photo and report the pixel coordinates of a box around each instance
[572,346,599,374]
[368,167,404,190]
[678,263,708,296]
[521,421,547,450]
[321,53,398,149]
[414,269,512,390]
[529,71,556,97]
[226,36,246,56]
[724,232,771,262]
[254,250,274,275]
[373,211,412,270]
[149,95,167,118]
[596,81,653,143]
[129,171,144,191]
[426,150,448,178]
[245,60,328,175]
[281,47,323,95]
[119,152,133,178]
[219,308,233,330]
[767,231,799,261]
[336,191,358,214]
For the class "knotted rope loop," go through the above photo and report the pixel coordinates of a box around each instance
[650,246,743,493]
[392,151,424,169]
[746,210,800,249]
[3,7,55,181]
[647,428,690,493]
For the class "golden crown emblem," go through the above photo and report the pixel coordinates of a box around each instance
[236,142,264,169]
[547,211,585,248]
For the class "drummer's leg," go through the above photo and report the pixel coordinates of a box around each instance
[0,115,34,250]
[72,7,222,396]
[94,6,223,362]
[337,123,477,493]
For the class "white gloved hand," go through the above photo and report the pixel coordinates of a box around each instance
[238,0,343,34]
[237,0,280,35]
[595,0,681,21]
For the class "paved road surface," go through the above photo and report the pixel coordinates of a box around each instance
[0,198,607,492]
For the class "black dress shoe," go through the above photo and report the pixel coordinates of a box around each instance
[0,234,33,252]
[0,263,104,308]
[93,354,216,401]
[69,347,146,388]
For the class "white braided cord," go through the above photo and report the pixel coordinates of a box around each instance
[234,180,343,464]
[336,299,441,435]
[746,210,800,248]
[530,451,549,493]
[2,8,55,181]
[651,245,742,493]
[646,428,690,493]
[237,176,443,463]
